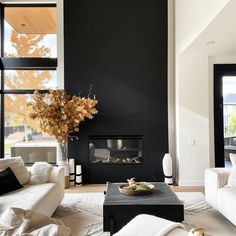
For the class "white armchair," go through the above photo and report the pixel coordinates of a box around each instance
[205,168,236,226]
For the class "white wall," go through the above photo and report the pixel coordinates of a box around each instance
[56,0,64,89]
[177,52,236,186]
[175,0,236,186]
[177,51,210,185]
[168,0,176,180]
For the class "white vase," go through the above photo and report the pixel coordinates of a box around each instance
[162,153,173,184]
[69,158,75,186]
[75,165,82,187]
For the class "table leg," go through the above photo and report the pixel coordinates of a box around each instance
[110,218,114,236]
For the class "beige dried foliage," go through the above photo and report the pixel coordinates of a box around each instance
[28,89,98,144]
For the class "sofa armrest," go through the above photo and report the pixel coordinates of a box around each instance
[205,168,231,209]
[48,167,64,185]
[48,167,65,201]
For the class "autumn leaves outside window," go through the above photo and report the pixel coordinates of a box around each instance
[2,5,57,158]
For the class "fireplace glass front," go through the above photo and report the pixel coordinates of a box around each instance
[89,135,143,164]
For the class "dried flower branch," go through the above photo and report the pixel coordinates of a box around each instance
[28,89,98,144]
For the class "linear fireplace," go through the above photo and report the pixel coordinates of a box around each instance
[89,135,143,164]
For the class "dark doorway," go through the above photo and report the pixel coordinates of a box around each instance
[214,64,236,167]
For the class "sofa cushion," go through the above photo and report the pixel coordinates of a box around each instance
[28,162,52,184]
[0,167,23,195]
[217,187,236,226]
[0,183,61,217]
[0,157,30,185]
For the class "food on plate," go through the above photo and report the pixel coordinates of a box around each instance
[122,178,151,191]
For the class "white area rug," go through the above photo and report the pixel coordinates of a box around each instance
[52,192,236,236]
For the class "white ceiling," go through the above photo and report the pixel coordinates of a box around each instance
[175,0,231,56]
[184,0,236,56]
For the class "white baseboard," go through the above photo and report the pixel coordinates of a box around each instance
[178,180,204,186]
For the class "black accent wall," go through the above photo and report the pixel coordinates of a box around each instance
[64,0,168,183]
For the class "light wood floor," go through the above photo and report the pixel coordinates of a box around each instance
[66,184,204,193]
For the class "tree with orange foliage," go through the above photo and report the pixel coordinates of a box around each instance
[5,29,54,142]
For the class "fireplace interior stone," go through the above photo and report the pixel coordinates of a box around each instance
[89,135,143,164]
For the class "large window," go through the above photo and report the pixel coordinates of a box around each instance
[4,6,57,58]
[0,4,58,163]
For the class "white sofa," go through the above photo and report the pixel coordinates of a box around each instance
[0,166,64,217]
[205,168,236,226]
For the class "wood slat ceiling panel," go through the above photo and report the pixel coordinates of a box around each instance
[5,7,56,34]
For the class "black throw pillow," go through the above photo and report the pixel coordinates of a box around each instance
[0,167,23,196]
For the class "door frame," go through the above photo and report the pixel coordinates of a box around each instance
[214,64,236,167]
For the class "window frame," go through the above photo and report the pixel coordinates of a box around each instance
[0,3,57,158]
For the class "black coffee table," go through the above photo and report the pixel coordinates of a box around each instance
[103,182,184,235]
